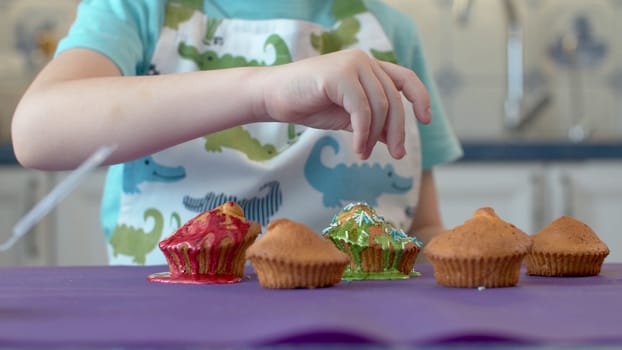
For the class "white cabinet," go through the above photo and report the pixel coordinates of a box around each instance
[52,169,108,266]
[548,163,622,262]
[0,167,108,266]
[435,161,622,263]
[0,168,53,266]
[435,163,545,234]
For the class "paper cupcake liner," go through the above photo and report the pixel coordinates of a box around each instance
[525,251,608,277]
[334,241,419,275]
[426,254,527,288]
[165,231,259,278]
[397,246,420,275]
[249,257,348,289]
[360,246,390,272]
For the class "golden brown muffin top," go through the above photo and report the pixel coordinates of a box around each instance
[531,216,609,254]
[246,218,350,264]
[424,207,532,258]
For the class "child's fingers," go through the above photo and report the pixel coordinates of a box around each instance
[357,65,390,159]
[338,78,372,156]
[370,62,406,159]
[378,61,431,124]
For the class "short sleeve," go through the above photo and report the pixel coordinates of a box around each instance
[55,0,166,76]
[365,0,463,169]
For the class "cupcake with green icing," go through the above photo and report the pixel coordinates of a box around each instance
[322,203,422,280]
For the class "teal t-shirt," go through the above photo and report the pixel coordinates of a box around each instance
[56,0,463,258]
[57,0,462,169]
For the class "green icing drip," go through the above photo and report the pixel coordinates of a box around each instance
[343,270,422,281]
[350,244,364,270]
[373,233,393,250]
[330,239,363,270]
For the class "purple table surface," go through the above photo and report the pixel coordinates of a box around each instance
[0,263,621,349]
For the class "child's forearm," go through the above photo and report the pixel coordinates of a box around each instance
[13,48,432,170]
[408,170,445,242]
[12,50,267,170]
[411,225,445,265]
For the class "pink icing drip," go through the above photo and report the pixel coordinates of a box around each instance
[147,272,242,285]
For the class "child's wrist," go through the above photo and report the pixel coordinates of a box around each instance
[245,67,273,123]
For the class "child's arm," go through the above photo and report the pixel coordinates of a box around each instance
[409,169,445,263]
[12,48,431,170]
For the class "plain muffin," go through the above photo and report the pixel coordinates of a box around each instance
[525,216,609,276]
[424,207,532,288]
[246,218,350,288]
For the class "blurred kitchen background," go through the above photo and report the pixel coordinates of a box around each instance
[0,0,621,266]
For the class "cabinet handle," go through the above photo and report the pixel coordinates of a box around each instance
[560,172,574,217]
[530,173,544,233]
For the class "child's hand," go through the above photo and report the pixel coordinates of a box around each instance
[259,49,432,160]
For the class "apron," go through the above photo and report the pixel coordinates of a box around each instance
[107,0,422,265]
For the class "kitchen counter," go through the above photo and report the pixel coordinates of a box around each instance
[2,141,622,165]
[460,141,622,162]
[0,264,620,349]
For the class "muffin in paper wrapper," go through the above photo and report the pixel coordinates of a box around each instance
[246,218,349,289]
[424,207,532,288]
[525,216,609,277]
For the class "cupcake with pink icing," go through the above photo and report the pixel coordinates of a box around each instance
[149,201,261,284]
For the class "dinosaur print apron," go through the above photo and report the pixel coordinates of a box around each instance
[108,0,422,265]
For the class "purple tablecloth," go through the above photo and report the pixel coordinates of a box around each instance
[0,264,621,348]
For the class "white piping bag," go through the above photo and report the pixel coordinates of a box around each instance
[0,145,116,252]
